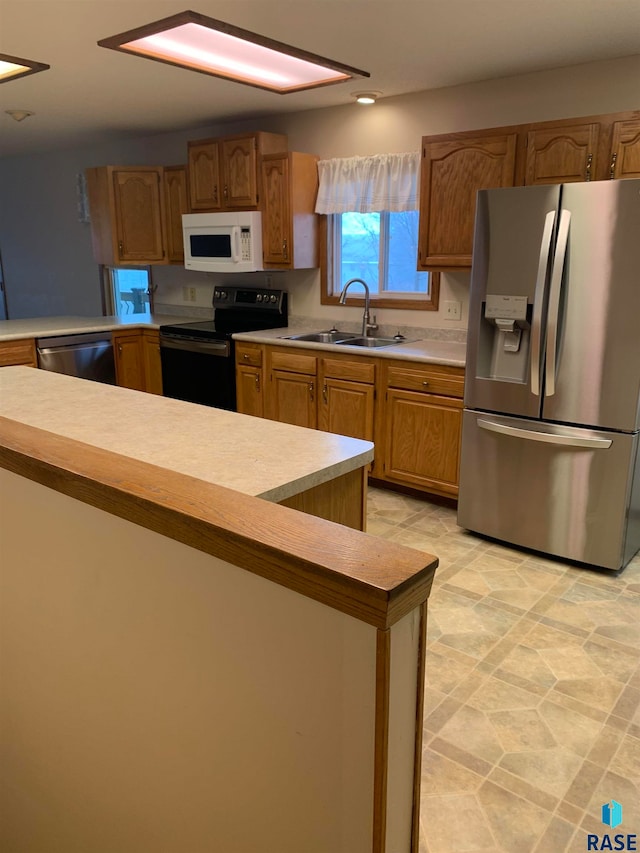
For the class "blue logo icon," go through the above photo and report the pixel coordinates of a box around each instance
[602,800,623,829]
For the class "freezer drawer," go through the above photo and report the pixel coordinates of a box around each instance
[457,410,640,571]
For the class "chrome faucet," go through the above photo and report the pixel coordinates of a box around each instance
[338,278,378,337]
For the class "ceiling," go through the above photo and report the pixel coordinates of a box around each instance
[1,0,639,159]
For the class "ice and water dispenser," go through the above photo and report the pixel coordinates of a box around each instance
[477,294,532,383]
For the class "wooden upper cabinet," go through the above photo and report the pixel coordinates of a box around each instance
[261,152,319,269]
[418,131,517,269]
[221,136,258,208]
[163,166,188,264]
[609,119,640,180]
[524,122,600,185]
[187,131,288,212]
[86,166,166,266]
[188,141,221,210]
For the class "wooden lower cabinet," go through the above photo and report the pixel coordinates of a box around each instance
[235,343,264,417]
[265,348,317,428]
[0,338,37,368]
[113,329,162,394]
[381,362,464,499]
[236,343,466,500]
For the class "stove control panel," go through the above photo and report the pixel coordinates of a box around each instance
[213,287,286,311]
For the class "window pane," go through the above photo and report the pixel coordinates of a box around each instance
[112,268,150,315]
[339,212,380,293]
[386,211,428,293]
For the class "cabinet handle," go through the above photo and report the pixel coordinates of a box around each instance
[255,374,260,391]
[282,239,288,259]
[422,380,429,387]
[118,240,123,254]
[309,381,314,401]
[223,184,228,199]
[118,344,123,354]
[243,353,250,360]
[585,152,593,181]
[322,383,327,403]
[609,152,618,179]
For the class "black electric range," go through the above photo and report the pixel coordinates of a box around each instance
[159,286,287,410]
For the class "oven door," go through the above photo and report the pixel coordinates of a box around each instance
[159,336,236,411]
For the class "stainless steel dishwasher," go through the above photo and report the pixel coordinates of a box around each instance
[36,332,116,384]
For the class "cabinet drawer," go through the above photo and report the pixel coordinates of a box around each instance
[236,344,263,367]
[322,357,375,384]
[0,338,37,367]
[386,364,464,398]
[271,349,317,375]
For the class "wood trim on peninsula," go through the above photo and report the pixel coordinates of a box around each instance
[0,416,437,629]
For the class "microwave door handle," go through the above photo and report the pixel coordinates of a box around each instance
[530,210,556,397]
[545,209,571,398]
[231,226,241,263]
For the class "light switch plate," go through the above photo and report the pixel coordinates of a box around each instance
[444,300,461,320]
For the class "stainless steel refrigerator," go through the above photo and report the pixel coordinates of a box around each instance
[458,179,640,571]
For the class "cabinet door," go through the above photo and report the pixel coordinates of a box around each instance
[383,389,463,498]
[188,141,221,210]
[221,137,258,208]
[163,166,188,263]
[418,132,517,269]
[261,155,292,266]
[524,122,600,185]
[113,169,166,264]
[319,378,374,442]
[141,331,163,395]
[113,332,145,391]
[268,370,317,428]
[609,119,640,180]
[236,364,264,417]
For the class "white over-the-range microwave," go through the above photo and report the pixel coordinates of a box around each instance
[182,211,263,273]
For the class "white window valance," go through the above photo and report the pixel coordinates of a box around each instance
[314,152,420,214]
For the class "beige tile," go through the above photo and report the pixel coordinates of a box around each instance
[498,645,558,689]
[585,768,640,828]
[439,705,504,764]
[426,647,477,695]
[499,747,584,799]
[532,815,576,853]
[552,676,624,713]
[522,620,587,650]
[537,699,603,757]
[487,708,556,752]
[562,758,605,808]
[537,646,603,681]
[420,794,497,852]
[585,725,624,768]
[582,639,640,683]
[477,780,553,853]
[488,766,557,812]
[421,748,484,796]
[468,676,539,713]
[430,736,494,778]
[610,733,640,783]
[611,685,640,721]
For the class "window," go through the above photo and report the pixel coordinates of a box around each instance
[316,152,440,310]
[321,213,439,310]
[102,267,153,316]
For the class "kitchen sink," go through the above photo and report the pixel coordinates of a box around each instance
[283,330,354,343]
[335,336,403,348]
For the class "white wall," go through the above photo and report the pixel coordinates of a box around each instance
[0,55,638,325]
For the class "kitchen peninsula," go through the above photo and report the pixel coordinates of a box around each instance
[0,366,437,853]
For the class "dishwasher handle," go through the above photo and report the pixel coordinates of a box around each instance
[36,332,113,351]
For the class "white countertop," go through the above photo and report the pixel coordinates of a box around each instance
[233,326,467,367]
[0,314,196,342]
[0,367,374,503]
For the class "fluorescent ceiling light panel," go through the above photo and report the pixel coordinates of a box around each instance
[0,53,50,83]
[98,10,369,93]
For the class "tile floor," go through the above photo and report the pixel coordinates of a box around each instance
[367,486,640,853]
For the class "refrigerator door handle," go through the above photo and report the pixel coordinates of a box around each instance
[530,210,557,396]
[545,209,571,397]
[477,418,612,449]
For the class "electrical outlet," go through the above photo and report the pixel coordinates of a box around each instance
[444,300,462,320]
[265,274,273,288]
[183,286,197,302]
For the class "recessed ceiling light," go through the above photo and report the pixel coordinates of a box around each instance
[0,52,50,84]
[352,91,382,105]
[98,10,370,94]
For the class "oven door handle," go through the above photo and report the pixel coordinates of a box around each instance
[159,336,230,357]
